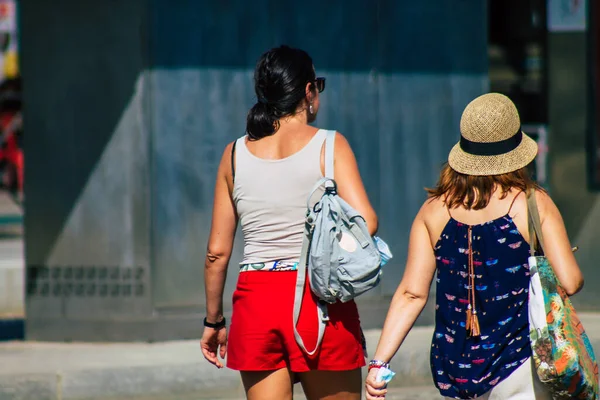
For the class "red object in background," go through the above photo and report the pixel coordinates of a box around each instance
[0,112,23,197]
[0,3,11,19]
[0,129,23,191]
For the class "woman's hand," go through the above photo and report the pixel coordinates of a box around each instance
[365,368,388,399]
[200,327,228,368]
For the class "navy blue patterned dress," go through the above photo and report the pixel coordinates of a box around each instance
[431,211,532,399]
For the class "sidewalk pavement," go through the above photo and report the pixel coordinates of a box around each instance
[0,313,599,400]
[0,190,24,321]
[0,238,24,321]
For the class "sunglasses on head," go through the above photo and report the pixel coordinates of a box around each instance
[314,77,326,93]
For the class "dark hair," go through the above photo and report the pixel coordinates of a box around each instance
[427,163,543,210]
[246,45,316,140]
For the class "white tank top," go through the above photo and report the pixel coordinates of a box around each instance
[233,129,327,265]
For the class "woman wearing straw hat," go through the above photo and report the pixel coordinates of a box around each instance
[364,93,584,399]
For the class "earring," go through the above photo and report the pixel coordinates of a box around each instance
[309,103,314,114]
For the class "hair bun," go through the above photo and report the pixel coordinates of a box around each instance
[246,46,315,140]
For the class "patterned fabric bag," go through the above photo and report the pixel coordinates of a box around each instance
[527,189,599,399]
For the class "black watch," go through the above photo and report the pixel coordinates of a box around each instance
[203,317,226,329]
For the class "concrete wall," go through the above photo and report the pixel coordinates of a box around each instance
[21,0,488,340]
[21,0,154,340]
[547,30,600,311]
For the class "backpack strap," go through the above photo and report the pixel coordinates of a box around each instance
[293,223,328,356]
[292,130,336,356]
[324,130,336,179]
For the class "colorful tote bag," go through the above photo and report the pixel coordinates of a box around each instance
[527,189,599,399]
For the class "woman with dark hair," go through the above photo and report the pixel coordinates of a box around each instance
[365,93,583,399]
[201,45,378,400]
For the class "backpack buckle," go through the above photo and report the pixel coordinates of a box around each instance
[325,186,337,195]
[318,300,330,322]
[324,179,337,194]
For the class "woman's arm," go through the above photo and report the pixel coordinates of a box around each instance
[205,142,238,323]
[365,204,437,399]
[371,206,437,361]
[330,132,378,235]
[536,190,584,296]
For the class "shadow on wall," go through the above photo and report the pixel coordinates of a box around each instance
[21,0,149,268]
[21,0,488,324]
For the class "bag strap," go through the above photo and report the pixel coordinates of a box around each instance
[325,130,335,179]
[293,222,328,356]
[526,188,545,257]
[304,130,337,206]
[292,130,336,356]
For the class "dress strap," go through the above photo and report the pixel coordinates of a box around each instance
[507,190,524,214]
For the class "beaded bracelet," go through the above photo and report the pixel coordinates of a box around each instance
[368,359,390,371]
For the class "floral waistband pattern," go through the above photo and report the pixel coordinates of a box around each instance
[239,260,299,272]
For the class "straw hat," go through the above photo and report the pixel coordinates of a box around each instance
[448,93,538,176]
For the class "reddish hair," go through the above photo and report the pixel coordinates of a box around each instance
[427,164,543,210]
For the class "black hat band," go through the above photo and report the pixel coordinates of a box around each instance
[459,128,523,156]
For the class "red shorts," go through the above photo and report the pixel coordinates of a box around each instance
[227,271,366,372]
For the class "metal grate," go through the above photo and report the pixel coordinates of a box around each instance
[26,266,145,297]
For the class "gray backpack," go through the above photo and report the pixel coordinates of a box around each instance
[293,130,382,355]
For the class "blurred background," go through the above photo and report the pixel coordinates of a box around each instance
[0,0,596,398]
[0,0,596,341]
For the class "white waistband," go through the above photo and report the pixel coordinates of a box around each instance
[239,260,299,272]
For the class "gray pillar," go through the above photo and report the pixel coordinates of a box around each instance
[22,0,156,340]
[22,0,487,341]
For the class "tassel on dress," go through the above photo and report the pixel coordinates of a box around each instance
[469,311,481,337]
[466,307,472,330]
[466,226,481,338]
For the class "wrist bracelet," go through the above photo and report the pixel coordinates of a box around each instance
[368,359,390,371]
[203,317,226,329]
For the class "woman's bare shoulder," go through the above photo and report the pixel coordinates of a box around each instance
[421,195,446,215]
[418,195,449,226]
[533,188,552,206]
[413,195,451,246]
[532,188,561,222]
